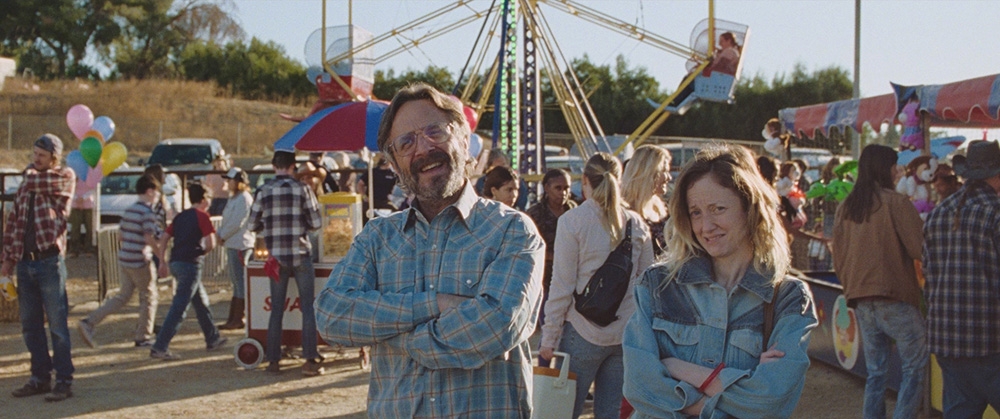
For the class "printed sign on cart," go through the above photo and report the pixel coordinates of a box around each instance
[247,273,328,330]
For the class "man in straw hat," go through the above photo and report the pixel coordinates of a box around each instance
[923,140,1000,417]
[2,134,77,401]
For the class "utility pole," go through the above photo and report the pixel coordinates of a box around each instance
[852,0,862,159]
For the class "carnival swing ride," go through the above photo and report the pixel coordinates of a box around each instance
[295,0,749,178]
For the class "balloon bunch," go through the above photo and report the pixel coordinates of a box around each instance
[64,104,128,183]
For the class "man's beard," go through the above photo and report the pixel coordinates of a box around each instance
[398,148,467,204]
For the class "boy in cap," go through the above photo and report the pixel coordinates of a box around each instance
[2,134,77,401]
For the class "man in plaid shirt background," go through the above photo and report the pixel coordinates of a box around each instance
[923,140,1000,417]
[2,134,76,402]
[316,83,545,418]
[249,150,323,377]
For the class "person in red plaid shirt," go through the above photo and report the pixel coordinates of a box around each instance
[2,134,76,402]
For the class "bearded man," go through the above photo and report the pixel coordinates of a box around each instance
[315,83,545,418]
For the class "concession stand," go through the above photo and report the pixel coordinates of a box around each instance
[778,73,1000,418]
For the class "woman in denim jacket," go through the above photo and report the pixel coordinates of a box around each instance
[623,145,818,418]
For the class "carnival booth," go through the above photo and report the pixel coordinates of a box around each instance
[778,72,1000,418]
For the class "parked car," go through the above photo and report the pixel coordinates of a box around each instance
[99,167,145,224]
[144,138,226,170]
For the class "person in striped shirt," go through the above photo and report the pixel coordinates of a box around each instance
[78,174,166,348]
[316,83,545,418]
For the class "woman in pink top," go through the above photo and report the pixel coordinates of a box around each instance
[539,152,654,419]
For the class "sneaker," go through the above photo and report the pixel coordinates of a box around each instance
[150,349,181,360]
[302,359,325,377]
[265,362,281,374]
[11,381,50,397]
[206,336,228,351]
[134,339,153,348]
[44,382,72,402]
[78,319,96,348]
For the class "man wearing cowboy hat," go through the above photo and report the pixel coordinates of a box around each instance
[923,140,1000,417]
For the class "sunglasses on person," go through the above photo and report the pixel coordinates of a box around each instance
[389,122,454,157]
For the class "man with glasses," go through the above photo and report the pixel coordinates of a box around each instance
[316,83,545,417]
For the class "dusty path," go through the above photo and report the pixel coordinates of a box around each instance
[0,254,926,418]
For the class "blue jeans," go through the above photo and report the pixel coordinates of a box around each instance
[225,248,251,298]
[267,257,318,363]
[557,322,623,419]
[936,352,1000,419]
[855,299,928,419]
[17,255,73,385]
[153,261,221,352]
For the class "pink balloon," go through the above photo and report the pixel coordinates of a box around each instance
[463,105,478,130]
[446,95,478,130]
[66,104,94,140]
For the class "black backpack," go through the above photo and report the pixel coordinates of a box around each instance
[573,219,633,327]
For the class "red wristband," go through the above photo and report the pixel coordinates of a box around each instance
[697,362,725,393]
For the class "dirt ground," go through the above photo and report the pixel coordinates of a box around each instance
[0,254,924,418]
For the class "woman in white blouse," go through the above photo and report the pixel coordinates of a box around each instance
[539,152,654,419]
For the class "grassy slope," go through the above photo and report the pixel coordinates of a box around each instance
[0,79,313,169]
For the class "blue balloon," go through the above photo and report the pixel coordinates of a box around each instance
[66,150,89,181]
[92,116,115,141]
[306,65,323,86]
[469,133,483,159]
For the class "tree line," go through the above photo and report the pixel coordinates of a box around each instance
[1,0,854,144]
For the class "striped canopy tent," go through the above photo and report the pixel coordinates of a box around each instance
[779,73,1000,140]
[778,94,897,140]
[892,73,1000,128]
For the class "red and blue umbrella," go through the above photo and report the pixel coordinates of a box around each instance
[274,100,389,152]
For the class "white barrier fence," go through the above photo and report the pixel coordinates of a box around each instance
[97,216,229,303]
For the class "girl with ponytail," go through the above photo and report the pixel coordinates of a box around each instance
[539,152,654,419]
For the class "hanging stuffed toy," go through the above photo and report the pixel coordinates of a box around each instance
[776,161,808,228]
[896,155,938,219]
[762,118,791,158]
[898,98,924,151]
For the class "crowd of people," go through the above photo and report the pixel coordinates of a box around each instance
[3,82,997,419]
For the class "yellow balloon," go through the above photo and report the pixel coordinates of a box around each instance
[101,142,127,176]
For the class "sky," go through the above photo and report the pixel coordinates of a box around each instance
[230,0,1000,101]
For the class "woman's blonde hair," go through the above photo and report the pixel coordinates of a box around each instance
[663,144,789,287]
[621,145,670,218]
[584,152,625,245]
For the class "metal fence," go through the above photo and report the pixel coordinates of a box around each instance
[96,216,229,303]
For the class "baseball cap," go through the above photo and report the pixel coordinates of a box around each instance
[223,167,249,184]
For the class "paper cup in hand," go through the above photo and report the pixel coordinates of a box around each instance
[0,276,16,301]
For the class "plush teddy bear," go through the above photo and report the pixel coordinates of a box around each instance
[896,155,938,219]
[898,98,924,151]
[776,161,808,228]
[762,118,791,158]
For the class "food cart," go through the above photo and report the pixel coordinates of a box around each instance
[233,192,365,370]
[778,72,1000,418]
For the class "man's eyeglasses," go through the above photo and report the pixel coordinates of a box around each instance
[389,122,454,157]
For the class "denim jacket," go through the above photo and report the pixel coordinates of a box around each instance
[623,257,818,419]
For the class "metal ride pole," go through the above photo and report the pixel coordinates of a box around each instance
[493,0,520,168]
[852,0,861,159]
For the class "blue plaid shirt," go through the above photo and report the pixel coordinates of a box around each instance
[316,183,545,418]
[248,175,321,267]
[923,181,1000,357]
